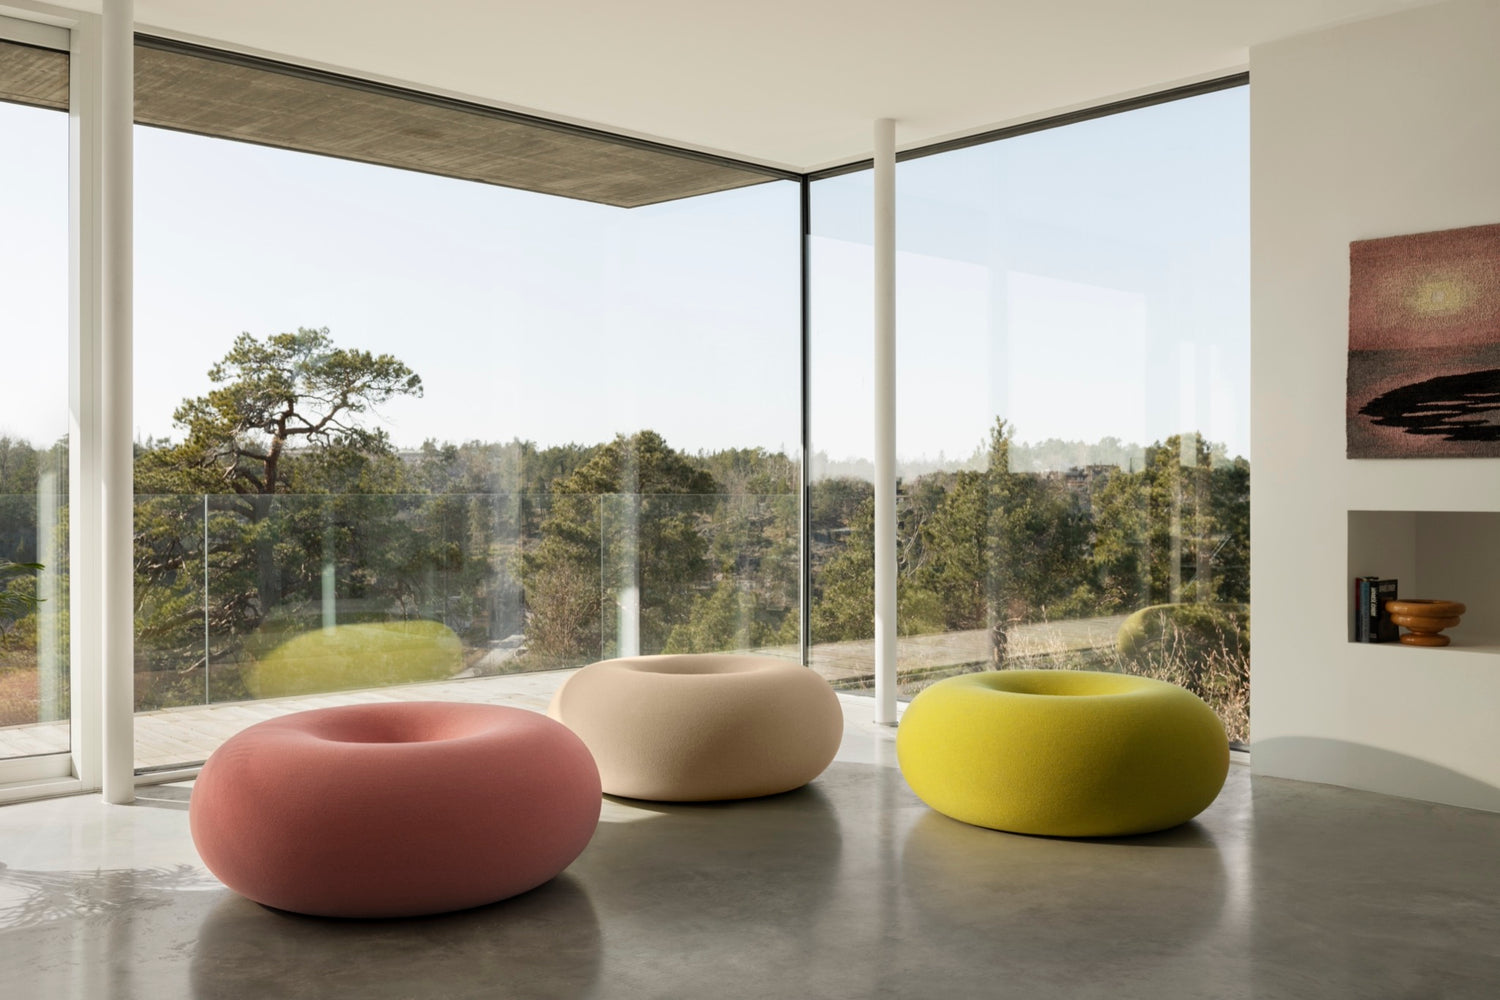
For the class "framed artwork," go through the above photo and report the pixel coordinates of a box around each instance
[1346,221,1500,458]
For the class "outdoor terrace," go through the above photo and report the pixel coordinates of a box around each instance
[0,617,1128,770]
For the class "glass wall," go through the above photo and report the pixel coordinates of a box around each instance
[809,86,1250,742]
[132,122,801,766]
[0,95,71,761]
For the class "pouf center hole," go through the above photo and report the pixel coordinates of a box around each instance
[621,658,771,676]
[320,731,449,744]
[983,672,1145,698]
[308,715,492,745]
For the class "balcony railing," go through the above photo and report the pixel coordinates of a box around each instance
[1,488,1247,763]
[131,492,801,713]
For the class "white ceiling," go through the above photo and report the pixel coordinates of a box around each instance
[43,0,1432,171]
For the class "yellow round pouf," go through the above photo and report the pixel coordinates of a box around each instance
[896,670,1228,837]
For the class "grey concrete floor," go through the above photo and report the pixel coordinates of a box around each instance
[0,709,1497,999]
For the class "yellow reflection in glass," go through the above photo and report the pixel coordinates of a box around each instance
[248,620,461,698]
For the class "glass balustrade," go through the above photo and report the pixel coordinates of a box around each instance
[130,492,799,720]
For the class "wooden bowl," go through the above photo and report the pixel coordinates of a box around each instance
[1384,599,1466,647]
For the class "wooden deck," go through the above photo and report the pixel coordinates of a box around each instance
[0,670,575,772]
[0,616,1126,771]
[806,614,1128,687]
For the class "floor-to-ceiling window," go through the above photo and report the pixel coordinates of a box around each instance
[809,83,1251,743]
[0,38,71,774]
[129,45,801,769]
[1,30,1249,787]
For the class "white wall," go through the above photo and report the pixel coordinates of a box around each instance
[1250,0,1500,811]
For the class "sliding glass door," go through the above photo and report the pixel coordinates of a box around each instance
[0,29,72,778]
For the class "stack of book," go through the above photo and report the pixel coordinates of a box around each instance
[1353,577,1399,642]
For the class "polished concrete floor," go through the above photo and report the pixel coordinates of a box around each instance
[1,707,1498,999]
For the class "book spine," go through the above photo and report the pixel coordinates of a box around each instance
[1374,579,1399,642]
[1356,578,1372,642]
[1353,578,1361,641]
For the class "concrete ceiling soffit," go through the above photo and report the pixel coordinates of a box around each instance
[133,37,784,208]
[0,39,68,111]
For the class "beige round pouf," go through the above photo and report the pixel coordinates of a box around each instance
[548,654,844,801]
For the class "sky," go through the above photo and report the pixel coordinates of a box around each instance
[0,102,69,448]
[1,86,1249,470]
[810,87,1251,467]
[127,127,803,457]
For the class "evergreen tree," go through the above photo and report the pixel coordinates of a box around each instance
[808,496,875,643]
[132,329,426,704]
[522,431,718,664]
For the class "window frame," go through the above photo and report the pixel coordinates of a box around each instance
[0,8,96,801]
[0,10,1249,800]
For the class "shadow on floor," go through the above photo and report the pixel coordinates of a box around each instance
[191,875,601,1000]
[1251,736,1500,812]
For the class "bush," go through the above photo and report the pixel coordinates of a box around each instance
[1117,602,1248,667]
[1113,602,1249,742]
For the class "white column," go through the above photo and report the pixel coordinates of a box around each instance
[100,0,135,803]
[321,509,337,634]
[873,119,898,725]
[36,468,60,722]
[616,494,640,658]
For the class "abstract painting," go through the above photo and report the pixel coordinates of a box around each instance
[1347,222,1500,458]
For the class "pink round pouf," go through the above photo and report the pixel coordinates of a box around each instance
[189,702,601,918]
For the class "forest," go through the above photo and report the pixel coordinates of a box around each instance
[0,329,1250,740]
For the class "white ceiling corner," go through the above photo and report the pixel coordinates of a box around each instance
[35,0,1437,170]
